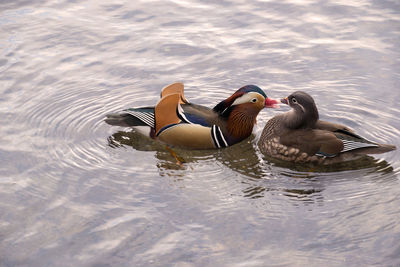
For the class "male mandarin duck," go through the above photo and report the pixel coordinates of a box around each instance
[105,83,279,149]
[258,91,396,164]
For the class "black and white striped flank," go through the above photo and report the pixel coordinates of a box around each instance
[211,125,228,148]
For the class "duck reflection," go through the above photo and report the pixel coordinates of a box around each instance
[107,130,264,176]
[107,130,394,202]
[261,153,394,174]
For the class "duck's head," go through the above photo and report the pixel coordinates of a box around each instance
[213,85,279,117]
[213,85,279,141]
[281,91,319,128]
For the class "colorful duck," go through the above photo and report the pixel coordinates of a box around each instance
[258,91,396,164]
[106,83,279,149]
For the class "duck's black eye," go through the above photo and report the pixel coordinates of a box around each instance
[251,98,257,103]
[292,97,297,103]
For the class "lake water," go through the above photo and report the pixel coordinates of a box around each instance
[1,0,399,266]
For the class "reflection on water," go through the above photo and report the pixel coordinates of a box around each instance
[1,0,400,266]
[108,129,395,175]
[108,129,396,201]
[108,129,263,176]
[262,153,395,174]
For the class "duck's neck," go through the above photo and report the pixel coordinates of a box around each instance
[284,109,318,129]
[226,108,258,141]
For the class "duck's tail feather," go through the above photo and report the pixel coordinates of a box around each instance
[105,113,145,127]
[354,143,396,155]
[334,131,396,155]
[105,107,155,128]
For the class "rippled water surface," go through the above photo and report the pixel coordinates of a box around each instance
[1,0,400,266]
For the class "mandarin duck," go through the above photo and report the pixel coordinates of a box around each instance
[105,83,279,149]
[258,91,396,164]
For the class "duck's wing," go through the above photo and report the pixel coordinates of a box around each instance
[281,127,386,158]
[280,129,344,156]
[154,93,182,135]
[180,103,221,127]
[317,120,384,152]
[105,83,187,128]
[154,93,227,149]
[160,82,188,104]
[155,93,219,130]
[332,130,380,153]
[315,120,386,155]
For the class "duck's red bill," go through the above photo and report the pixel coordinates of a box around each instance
[265,98,280,108]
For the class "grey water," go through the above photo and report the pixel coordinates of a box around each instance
[1,0,399,266]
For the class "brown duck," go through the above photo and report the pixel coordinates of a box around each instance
[258,91,396,164]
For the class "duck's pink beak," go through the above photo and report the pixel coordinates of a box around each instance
[280,97,289,105]
[265,97,280,108]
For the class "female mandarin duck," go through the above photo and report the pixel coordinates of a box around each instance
[105,83,279,149]
[258,91,396,164]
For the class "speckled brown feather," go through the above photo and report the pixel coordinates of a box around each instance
[258,91,396,164]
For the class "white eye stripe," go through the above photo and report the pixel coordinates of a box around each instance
[232,92,264,106]
[298,103,306,113]
[290,97,304,112]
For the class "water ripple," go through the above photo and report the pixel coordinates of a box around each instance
[1,0,399,266]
